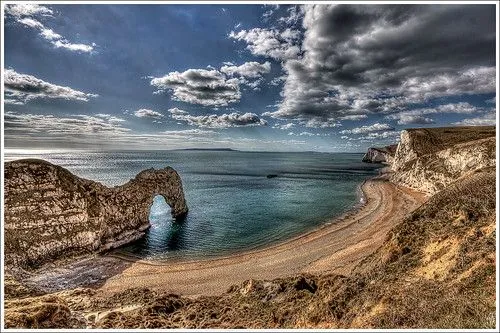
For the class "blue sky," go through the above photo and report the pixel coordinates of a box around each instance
[3,3,497,152]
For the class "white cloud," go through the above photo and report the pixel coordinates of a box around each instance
[168,108,267,128]
[340,123,394,135]
[4,68,98,104]
[229,28,301,60]
[168,107,188,115]
[52,40,95,53]
[4,111,130,136]
[134,109,164,119]
[220,61,271,78]
[394,115,434,125]
[5,4,95,54]
[5,4,53,18]
[385,102,485,124]
[453,112,496,126]
[40,28,62,40]
[273,123,295,130]
[18,17,44,29]
[339,115,368,121]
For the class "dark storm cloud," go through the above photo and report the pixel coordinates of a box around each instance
[268,4,496,122]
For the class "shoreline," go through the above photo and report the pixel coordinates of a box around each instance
[18,177,426,297]
[109,176,374,266]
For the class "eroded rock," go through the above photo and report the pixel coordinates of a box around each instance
[4,159,188,268]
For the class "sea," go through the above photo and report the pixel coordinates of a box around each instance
[4,150,382,261]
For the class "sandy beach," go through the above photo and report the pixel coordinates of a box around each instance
[89,177,425,297]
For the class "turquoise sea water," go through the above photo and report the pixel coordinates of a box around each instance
[4,150,381,261]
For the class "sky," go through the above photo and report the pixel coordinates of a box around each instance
[2,2,497,152]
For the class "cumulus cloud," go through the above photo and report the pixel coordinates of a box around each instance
[134,109,164,119]
[229,28,301,60]
[266,4,495,125]
[151,62,272,105]
[5,4,95,53]
[340,123,393,135]
[4,69,98,104]
[151,68,241,106]
[168,108,267,128]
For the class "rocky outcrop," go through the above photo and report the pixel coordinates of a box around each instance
[362,145,397,164]
[367,126,496,194]
[4,159,188,268]
[391,126,495,172]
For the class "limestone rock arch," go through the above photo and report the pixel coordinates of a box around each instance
[4,159,188,268]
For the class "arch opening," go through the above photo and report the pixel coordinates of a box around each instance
[142,195,187,253]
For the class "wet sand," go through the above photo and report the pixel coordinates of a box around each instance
[95,177,426,297]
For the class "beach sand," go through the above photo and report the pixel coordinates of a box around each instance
[93,177,426,297]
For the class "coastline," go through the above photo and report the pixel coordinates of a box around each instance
[110,175,374,265]
[19,177,426,297]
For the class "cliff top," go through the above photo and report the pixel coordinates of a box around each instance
[402,126,495,157]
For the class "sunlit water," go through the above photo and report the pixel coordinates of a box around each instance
[4,150,381,260]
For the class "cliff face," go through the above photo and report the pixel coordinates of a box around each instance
[4,159,188,268]
[362,145,397,164]
[389,127,495,194]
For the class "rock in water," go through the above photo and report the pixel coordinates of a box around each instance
[4,159,188,268]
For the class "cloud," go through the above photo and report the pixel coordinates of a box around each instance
[228,28,301,60]
[5,4,95,53]
[303,118,341,128]
[262,4,279,20]
[453,112,496,126]
[394,115,434,125]
[5,4,53,18]
[385,102,484,124]
[272,123,295,130]
[340,123,394,135]
[4,112,130,136]
[220,61,271,78]
[52,40,96,53]
[168,108,267,128]
[278,5,304,26]
[339,114,368,121]
[486,96,496,104]
[168,107,188,115]
[4,69,98,104]
[134,109,164,119]
[266,4,495,125]
[151,68,241,106]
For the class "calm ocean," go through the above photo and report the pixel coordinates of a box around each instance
[4,150,381,261]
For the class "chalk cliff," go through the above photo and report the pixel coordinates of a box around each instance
[362,145,397,164]
[368,126,496,194]
[4,159,188,268]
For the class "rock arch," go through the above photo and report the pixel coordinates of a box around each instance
[4,159,188,268]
